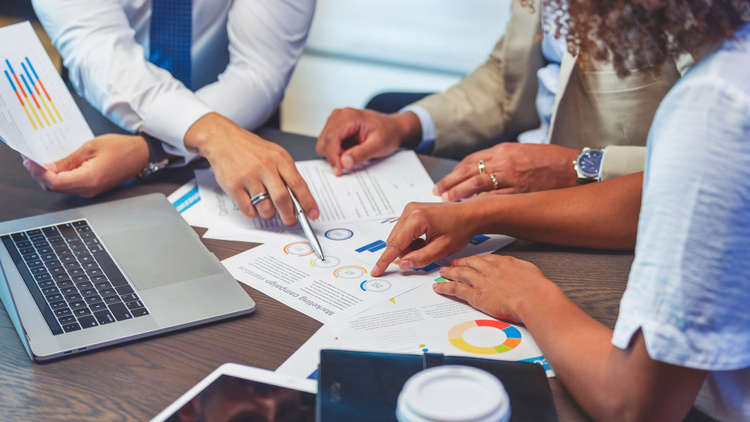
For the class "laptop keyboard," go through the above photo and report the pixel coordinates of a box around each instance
[1,219,149,335]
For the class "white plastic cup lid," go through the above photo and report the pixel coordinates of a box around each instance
[396,365,511,422]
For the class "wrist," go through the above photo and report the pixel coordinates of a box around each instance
[394,111,423,150]
[183,112,236,159]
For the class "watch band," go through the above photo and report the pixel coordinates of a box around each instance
[137,133,170,181]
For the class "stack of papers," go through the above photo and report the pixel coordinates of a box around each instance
[168,150,552,378]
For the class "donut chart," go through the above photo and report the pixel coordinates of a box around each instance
[448,320,522,354]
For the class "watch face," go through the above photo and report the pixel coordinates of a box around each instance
[577,149,603,177]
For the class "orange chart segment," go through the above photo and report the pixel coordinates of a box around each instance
[448,319,523,355]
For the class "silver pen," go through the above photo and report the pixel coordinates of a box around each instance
[286,186,325,261]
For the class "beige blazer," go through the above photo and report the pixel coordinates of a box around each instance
[412,0,681,180]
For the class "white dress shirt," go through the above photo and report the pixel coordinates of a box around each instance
[32,0,315,158]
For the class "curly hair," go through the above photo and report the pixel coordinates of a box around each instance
[544,0,750,77]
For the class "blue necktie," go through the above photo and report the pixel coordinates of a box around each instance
[149,0,192,88]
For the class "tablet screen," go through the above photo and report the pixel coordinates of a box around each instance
[161,374,316,422]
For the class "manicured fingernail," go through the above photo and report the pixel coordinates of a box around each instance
[401,260,414,270]
[342,155,354,169]
[308,208,320,219]
[441,193,449,202]
[439,267,447,274]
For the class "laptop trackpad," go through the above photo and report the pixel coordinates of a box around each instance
[101,221,223,291]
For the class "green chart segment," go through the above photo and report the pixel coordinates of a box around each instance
[448,319,522,354]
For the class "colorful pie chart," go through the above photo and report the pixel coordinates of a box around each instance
[448,320,522,354]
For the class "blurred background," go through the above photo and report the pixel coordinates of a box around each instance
[0,0,511,138]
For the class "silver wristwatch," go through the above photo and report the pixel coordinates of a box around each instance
[573,147,604,184]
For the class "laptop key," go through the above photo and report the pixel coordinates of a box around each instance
[103,295,121,305]
[72,275,89,284]
[30,266,48,275]
[78,315,98,329]
[121,293,139,302]
[19,246,35,255]
[27,229,42,236]
[22,252,39,261]
[54,273,71,282]
[60,286,78,295]
[49,267,66,276]
[11,232,28,242]
[58,315,76,325]
[95,281,112,290]
[64,293,83,302]
[100,288,116,298]
[35,273,52,282]
[90,302,107,312]
[37,280,55,289]
[85,295,103,305]
[41,286,59,295]
[126,300,145,310]
[79,288,98,298]
[54,308,72,318]
[68,300,87,311]
[30,234,45,242]
[36,246,54,255]
[131,308,150,317]
[15,240,32,249]
[47,235,65,245]
[115,285,134,295]
[62,323,81,333]
[42,226,60,237]
[94,310,116,325]
[46,293,63,302]
[26,259,43,268]
[109,302,132,321]
[90,275,108,284]
[73,308,92,317]
[92,251,129,286]
[76,281,94,290]
[56,279,74,289]
[50,300,67,310]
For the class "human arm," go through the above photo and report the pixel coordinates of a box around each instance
[22,134,149,198]
[371,172,642,276]
[433,255,707,422]
[432,143,580,201]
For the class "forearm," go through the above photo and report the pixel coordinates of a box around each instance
[473,172,643,249]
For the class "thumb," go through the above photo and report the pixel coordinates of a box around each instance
[52,143,94,172]
[341,136,390,170]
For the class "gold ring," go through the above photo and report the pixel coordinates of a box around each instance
[478,160,486,174]
[489,173,499,190]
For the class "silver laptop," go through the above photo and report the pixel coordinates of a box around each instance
[0,193,255,361]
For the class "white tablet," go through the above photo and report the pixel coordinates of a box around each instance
[150,363,317,422]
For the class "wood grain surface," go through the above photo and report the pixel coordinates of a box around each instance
[0,127,632,421]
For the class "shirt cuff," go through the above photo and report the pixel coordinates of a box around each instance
[401,105,436,154]
[599,145,646,181]
[141,89,214,157]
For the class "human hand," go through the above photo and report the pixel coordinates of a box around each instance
[315,108,422,176]
[433,254,554,323]
[433,143,580,201]
[22,134,150,198]
[185,113,319,226]
[371,201,481,276]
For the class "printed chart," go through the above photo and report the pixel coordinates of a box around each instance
[448,320,522,355]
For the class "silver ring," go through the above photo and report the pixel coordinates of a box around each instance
[251,192,271,205]
[489,173,499,190]
[478,160,486,174]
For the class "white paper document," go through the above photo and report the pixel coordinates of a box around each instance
[277,283,552,379]
[222,218,513,323]
[0,22,94,164]
[195,151,438,240]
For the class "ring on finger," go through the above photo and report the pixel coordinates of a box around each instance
[478,160,486,174]
[489,173,499,190]
[251,192,271,205]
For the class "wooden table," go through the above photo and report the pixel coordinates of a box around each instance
[0,123,633,421]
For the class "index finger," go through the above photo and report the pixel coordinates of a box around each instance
[371,217,427,276]
[433,158,480,198]
[280,162,320,220]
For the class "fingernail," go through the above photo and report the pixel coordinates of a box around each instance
[439,267,447,274]
[308,208,320,219]
[401,260,414,270]
[432,185,439,195]
[441,193,449,202]
[342,155,354,169]
[47,163,58,172]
